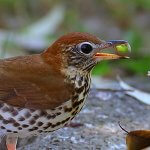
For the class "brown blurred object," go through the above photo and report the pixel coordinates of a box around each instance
[126,130,150,150]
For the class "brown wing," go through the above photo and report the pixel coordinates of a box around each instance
[0,55,73,110]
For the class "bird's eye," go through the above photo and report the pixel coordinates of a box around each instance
[78,42,93,54]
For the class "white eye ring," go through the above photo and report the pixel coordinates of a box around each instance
[78,42,94,54]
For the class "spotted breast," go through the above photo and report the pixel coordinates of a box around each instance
[0,73,91,138]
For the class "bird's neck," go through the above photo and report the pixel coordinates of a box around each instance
[62,66,90,80]
[62,66,91,94]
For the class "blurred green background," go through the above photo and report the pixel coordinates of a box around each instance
[0,0,150,78]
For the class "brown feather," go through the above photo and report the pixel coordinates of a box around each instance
[0,54,73,110]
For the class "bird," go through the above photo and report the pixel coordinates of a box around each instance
[0,32,128,150]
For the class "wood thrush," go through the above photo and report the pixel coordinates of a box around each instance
[0,32,129,150]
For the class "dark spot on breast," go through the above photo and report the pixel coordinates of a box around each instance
[37,122,43,127]
[29,119,36,125]
[83,91,87,97]
[18,127,22,130]
[75,106,79,111]
[0,103,4,108]
[18,117,25,121]
[2,106,9,112]
[18,108,23,111]
[33,114,40,120]
[72,99,84,108]
[14,122,20,127]
[24,111,31,118]
[75,86,84,94]
[39,110,47,117]
[12,110,18,116]
[60,117,70,125]
[32,127,38,130]
[58,107,62,110]
[29,127,38,131]
[71,110,78,116]
[3,119,9,124]
[3,118,15,124]
[1,126,5,129]
[0,115,3,120]
[70,115,75,120]
[28,129,33,131]
[56,122,61,126]
[64,107,72,112]
[47,122,52,127]
[30,109,36,113]
[64,123,68,126]
[7,130,12,132]
[22,124,29,128]
[56,112,61,116]
[8,106,14,112]
[38,130,43,133]
[80,98,85,103]
[13,131,18,133]
[47,114,56,119]
[51,124,56,128]
[44,131,50,133]
[43,122,52,130]
[43,126,49,130]
[8,118,15,124]
[72,95,78,101]
[79,105,84,112]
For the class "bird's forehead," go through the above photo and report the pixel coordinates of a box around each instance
[55,32,102,46]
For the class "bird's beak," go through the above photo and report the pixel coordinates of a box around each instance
[94,40,131,60]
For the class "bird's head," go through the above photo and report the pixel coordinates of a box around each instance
[42,32,130,77]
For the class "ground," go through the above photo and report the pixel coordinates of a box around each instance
[1,77,150,150]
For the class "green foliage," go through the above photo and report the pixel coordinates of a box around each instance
[119,57,150,75]
[124,30,143,54]
[63,10,86,32]
[92,62,110,76]
[133,0,150,9]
